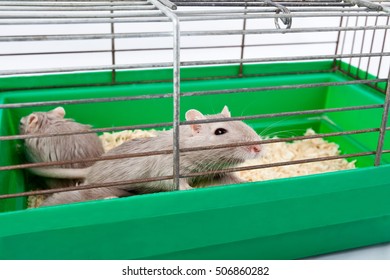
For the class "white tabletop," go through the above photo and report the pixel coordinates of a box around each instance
[307,243,390,260]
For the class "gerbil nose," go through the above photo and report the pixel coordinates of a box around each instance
[250,145,261,154]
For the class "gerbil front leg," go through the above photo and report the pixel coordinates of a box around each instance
[178,179,193,191]
[41,187,130,206]
[197,173,245,188]
[220,173,245,185]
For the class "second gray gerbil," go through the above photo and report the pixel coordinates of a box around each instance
[20,107,105,189]
[38,106,263,206]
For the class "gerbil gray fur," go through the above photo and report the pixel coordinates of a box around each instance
[19,107,105,189]
[40,106,262,206]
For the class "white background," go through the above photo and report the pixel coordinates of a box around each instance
[1,3,390,261]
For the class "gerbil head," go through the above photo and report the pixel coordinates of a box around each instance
[185,106,262,164]
[19,107,66,134]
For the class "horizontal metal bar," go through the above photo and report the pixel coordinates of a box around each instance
[0,6,371,16]
[0,68,336,93]
[0,103,383,143]
[0,17,170,25]
[172,0,389,12]
[0,92,175,110]
[175,7,369,14]
[0,11,166,20]
[0,0,334,2]
[179,25,390,36]
[181,79,387,98]
[158,0,178,10]
[0,41,337,57]
[180,52,390,67]
[184,128,381,151]
[0,175,174,200]
[0,79,386,112]
[1,52,388,76]
[178,12,390,21]
[0,0,347,7]
[0,5,157,11]
[344,0,389,12]
[2,11,388,25]
[172,0,345,2]
[1,25,389,43]
[1,11,388,22]
[0,31,171,42]
[0,149,381,200]
[0,78,385,111]
[183,104,384,125]
[172,0,344,2]
[0,62,173,76]
[180,6,369,12]
[0,149,175,172]
[0,122,172,141]
[172,2,352,7]
[0,128,381,171]
[180,151,377,179]
[0,1,150,5]
[0,6,373,15]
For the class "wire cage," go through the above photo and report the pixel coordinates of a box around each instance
[0,0,390,259]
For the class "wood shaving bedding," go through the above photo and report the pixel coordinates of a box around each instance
[100,129,158,152]
[27,195,46,209]
[236,129,356,181]
[27,128,355,208]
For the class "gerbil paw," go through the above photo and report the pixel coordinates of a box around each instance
[178,183,193,191]
[176,178,193,191]
[103,196,118,200]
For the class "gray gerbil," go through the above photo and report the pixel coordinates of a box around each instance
[19,107,105,189]
[38,106,262,206]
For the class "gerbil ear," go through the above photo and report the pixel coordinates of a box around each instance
[185,109,206,134]
[221,106,231,118]
[27,114,39,128]
[51,107,65,118]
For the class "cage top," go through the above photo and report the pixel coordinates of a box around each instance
[0,0,389,78]
[0,0,388,28]
[0,0,389,33]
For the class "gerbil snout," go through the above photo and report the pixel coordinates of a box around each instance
[247,144,262,158]
[250,144,261,154]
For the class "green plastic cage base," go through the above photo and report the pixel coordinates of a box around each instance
[1,166,390,260]
[0,61,389,259]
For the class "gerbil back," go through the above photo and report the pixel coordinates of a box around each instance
[23,116,104,168]
[20,108,104,189]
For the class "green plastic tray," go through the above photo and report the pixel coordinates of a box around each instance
[0,61,389,259]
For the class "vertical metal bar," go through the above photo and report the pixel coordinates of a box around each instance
[238,1,248,76]
[356,15,368,79]
[375,16,389,84]
[375,67,390,166]
[347,16,358,75]
[339,15,349,71]
[110,0,116,83]
[365,15,379,79]
[172,16,181,190]
[149,0,181,190]
[333,15,344,71]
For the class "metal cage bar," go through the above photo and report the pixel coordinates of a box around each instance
[0,0,389,203]
[149,0,182,190]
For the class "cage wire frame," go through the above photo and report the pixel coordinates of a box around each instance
[0,0,389,201]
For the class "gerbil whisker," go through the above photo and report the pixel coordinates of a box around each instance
[239,105,250,117]
[260,116,297,138]
[265,128,306,139]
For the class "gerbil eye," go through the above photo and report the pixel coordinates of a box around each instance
[214,128,228,135]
